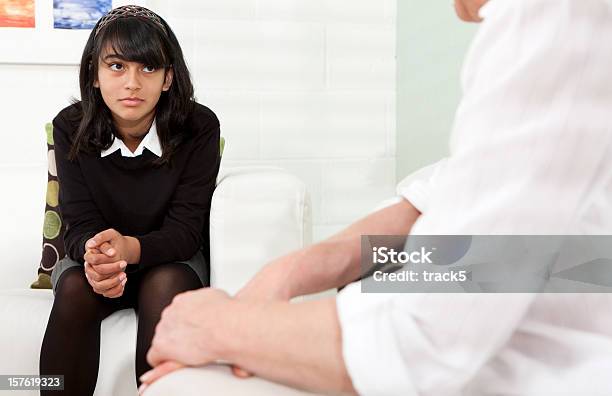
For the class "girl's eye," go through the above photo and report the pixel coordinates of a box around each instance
[109,63,123,71]
[143,65,156,73]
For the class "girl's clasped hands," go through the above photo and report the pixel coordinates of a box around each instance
[83,228,135,298]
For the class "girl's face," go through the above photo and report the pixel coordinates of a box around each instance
[93,46,173,130]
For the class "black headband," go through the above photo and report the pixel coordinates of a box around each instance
[94,5,167,38]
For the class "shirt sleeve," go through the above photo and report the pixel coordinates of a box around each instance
[135,122,221,268]
[337,0,612,394]
[337,285,534,396]
[53,114,109,264]
[397,158,447,213]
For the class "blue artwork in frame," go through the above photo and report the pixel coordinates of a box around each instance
[54,0,111,29]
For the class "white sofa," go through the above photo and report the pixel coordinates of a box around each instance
[0,165,312,396]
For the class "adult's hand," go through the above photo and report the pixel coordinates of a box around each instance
[138,361,184,395]
[143,288,233,388]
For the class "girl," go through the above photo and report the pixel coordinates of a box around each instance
[39,5,220,395]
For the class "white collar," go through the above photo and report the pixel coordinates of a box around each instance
[101,120,162,158]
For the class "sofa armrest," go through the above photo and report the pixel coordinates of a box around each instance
[210,166,311,295]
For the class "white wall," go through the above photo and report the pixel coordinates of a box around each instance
[0,64,78,270]
[396,1,476,180]
[0,0,396,245]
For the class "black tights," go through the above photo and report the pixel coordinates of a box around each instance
[39,262,203,396]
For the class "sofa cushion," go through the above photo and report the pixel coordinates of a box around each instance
[0,289,138,396]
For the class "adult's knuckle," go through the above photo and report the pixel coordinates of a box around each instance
[151,333,161,347]
[154,321,165,336]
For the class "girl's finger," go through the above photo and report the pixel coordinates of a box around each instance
[103,277,127,298]
[84,262,103,283]
[85,261,115,283]
[95,272,126,293]
[98,242,116,257]
[84,267,95,288]
[89,260,128,277]
[86,251,118,266]
[93,229,119,246]
[84,248,101,265]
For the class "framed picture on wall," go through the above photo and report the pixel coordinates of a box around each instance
[0,0,145,65]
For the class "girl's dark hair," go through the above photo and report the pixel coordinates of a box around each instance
[68,11,195,166]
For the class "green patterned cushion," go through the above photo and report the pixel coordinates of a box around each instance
[219,136,225,157]
[30,125,226,289]
[31,123,65,289]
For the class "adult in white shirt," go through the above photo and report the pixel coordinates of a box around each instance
[140,0,612,394]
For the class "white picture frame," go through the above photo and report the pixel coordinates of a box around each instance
[0,0,145,65]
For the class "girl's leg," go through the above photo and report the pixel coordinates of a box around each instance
[39,267,122,396]
[135,263,202,385]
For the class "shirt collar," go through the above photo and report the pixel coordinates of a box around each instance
[101,120,162,158]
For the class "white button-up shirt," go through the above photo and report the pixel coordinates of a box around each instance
[337,0,612,394]
[101,121,162,158]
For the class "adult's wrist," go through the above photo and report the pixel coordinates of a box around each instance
[212,299,251,363]
[270,249,306,300]
[292,240,357,297]
[281,245,321,299]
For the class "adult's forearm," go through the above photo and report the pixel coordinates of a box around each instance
[284,199,421,298]
[282,237,360,298]
[219,298,356,394]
